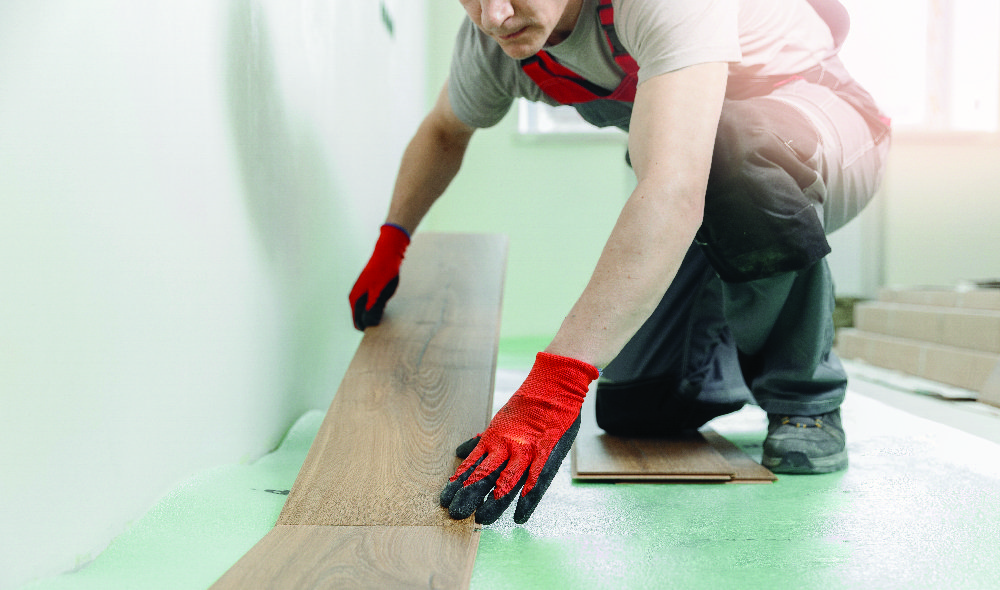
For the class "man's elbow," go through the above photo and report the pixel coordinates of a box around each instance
[635,176,706,235]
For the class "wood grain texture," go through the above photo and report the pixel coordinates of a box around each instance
[211,525,479,590]
[278,233,508,527]
[572,432,734,481]
[572,388,775,483]
[212,233,507,589]
[700,430,777,483]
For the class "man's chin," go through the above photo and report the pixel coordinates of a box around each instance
[500,43,542,60]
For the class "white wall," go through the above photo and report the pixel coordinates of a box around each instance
[881,139,1000,288]
[826,180,886,298]
[828,137,1000,297]
[0,1,425,587]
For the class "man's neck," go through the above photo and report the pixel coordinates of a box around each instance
[546,0,585,46]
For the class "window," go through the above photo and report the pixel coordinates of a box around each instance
[517,100,625,136]
[838,0,1000,133]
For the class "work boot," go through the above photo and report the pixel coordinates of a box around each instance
[762,408,847,474]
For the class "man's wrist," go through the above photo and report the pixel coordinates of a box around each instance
[381,222,411,240]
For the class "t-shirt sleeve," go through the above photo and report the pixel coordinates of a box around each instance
[447,19,518,129]
[616,0,741,84]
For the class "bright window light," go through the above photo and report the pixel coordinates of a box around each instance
[517,99,624,136]
[839,0,999,132]
[519,0,1000,135]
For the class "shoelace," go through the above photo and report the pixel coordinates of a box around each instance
[780,415,825,428]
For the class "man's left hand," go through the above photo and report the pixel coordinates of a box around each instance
[440,352,599,524]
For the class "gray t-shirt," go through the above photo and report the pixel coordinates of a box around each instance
[448,0,835,128]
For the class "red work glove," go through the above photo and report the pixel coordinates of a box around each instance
[349,224,410,331]
[440,352,599,524]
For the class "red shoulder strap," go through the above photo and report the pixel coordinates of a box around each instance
[521,0,639,105]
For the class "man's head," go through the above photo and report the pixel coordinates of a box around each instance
[459,0,583,59]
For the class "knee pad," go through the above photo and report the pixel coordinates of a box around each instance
[697,99,831,283]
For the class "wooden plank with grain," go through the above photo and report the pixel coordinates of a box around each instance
[573,432,735,481]
[212,233,508,589]
[572,385,775,483]
[212,525,479,590]
[700,430,777,483]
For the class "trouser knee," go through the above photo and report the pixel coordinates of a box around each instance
[697,98,830,283]
[595,376,748,437]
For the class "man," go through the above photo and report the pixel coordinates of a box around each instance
[350,0,890,525]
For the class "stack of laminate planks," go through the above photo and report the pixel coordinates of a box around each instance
[837,286,1000,406]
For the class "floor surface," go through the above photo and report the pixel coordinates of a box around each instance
[21,352,1000,590]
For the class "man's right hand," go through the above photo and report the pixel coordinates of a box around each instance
[349,224,410,330]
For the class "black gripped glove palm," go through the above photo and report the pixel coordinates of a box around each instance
[349,224,410,330]
[440,352,600,525]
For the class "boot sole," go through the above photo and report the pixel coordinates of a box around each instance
[762,450,848,474]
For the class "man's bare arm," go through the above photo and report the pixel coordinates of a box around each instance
[545,61,729,368]
[386,81,476,234]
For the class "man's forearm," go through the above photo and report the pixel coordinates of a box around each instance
[386,84,474,234]
[545,179,703,368]
[544,62,727,369]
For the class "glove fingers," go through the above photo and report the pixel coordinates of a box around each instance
[475,469,529,525]
[361,276,398,327]
[440,443,502,509]
[447,458,508,520]
[439,453,484,508]
[353,276,400,330]
[513,415,582,524]
[450,442,491,485]
[377,276,400,306]
[492,444,532,498]
[352,294,369,330]
[455,436,481,459]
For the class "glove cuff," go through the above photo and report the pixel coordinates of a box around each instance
[378,223,411,253]
[532,352,600,398]
[382,222,411,240]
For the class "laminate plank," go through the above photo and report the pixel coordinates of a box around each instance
[212,525,479,590]
[212,233,507,589]
[572,388,774,483]
[573,432,735,481]
[700,429,777,483]
[278,233,507,527]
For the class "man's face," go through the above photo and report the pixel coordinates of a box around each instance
[459,0,582,59]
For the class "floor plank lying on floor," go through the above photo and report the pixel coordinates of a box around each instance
[212,233,508,590]
[572,394,776,483]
